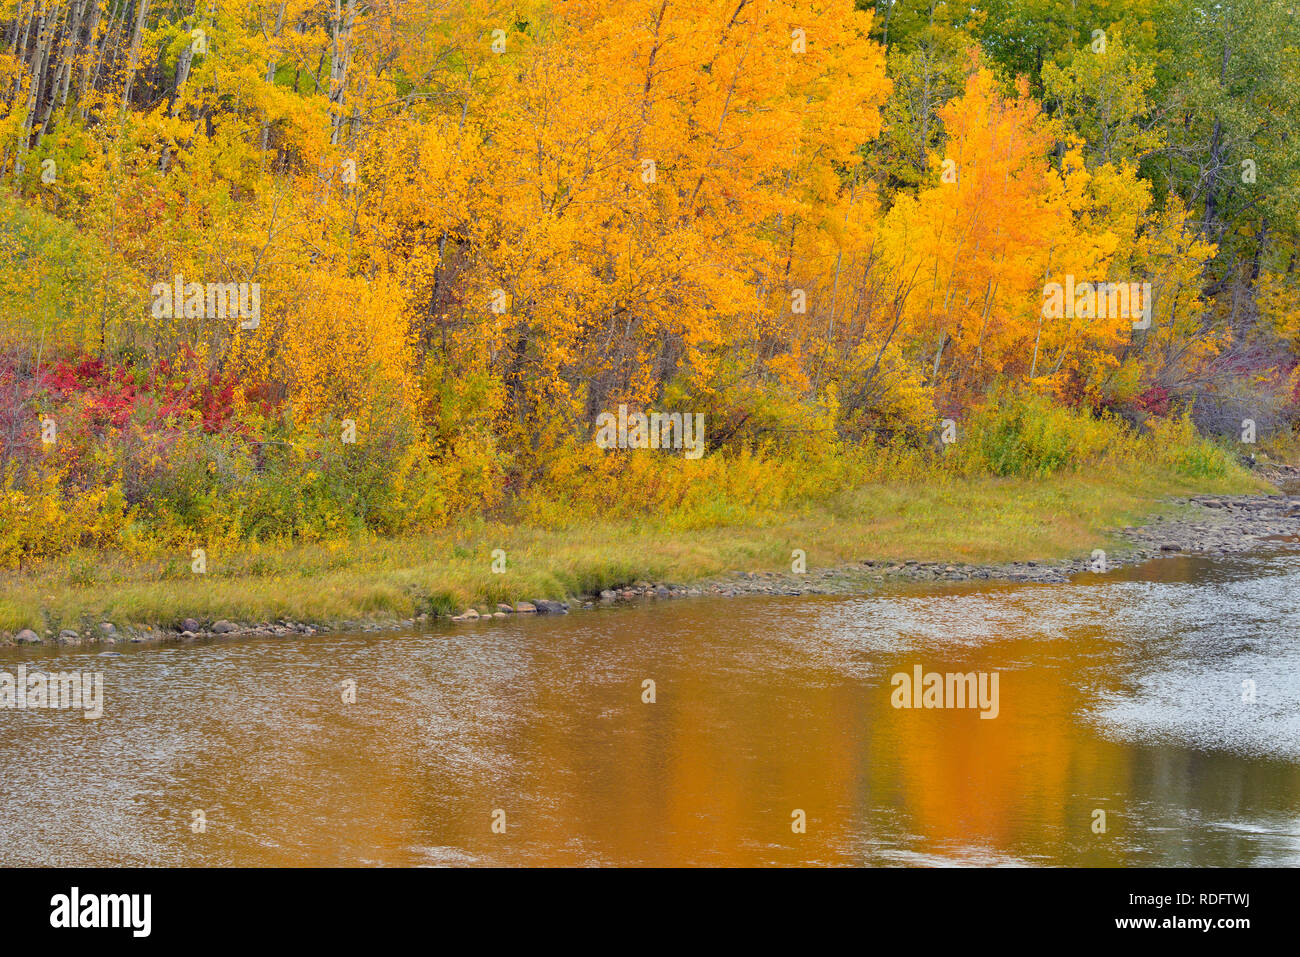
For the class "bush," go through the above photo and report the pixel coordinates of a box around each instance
[518,434,860,530]
[1145,413,1234,479]
[0,468,129,569]
[948,391,1120,477]
[0,196,140,355]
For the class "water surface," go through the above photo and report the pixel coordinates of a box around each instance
[3,549,1299,866]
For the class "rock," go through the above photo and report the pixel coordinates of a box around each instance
[514,601,538,613]
[179,618,201,633]
[493,612,508,619]
[457,608,480,620]
[532,599,568,614]
[180,631,198,640]
[15,628,41,645]
[655,586,671,598]
[599,589,618,601]
[57,629,81,646]
[1159,543,1181,552]
[496,603,514,613]
[97,622,117,638]
[211,620,237,634]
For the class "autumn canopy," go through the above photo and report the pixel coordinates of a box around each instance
[0,0,1295,562]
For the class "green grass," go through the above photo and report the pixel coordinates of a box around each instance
[0,459,1271,635]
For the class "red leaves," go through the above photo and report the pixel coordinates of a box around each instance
[31,351,268,437]
[196,375,237,432]
[1135,385,1170,417]
[39,356,107,393]
[41,357,138,430]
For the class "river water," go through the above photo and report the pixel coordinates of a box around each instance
[3,548,1299,866]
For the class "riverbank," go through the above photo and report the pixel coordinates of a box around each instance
[0,461,1292,647]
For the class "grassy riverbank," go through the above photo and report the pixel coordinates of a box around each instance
[0,459,1273,637]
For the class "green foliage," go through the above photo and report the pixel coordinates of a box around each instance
[1146,413,1234,479]
[948,391,1123,477]
[0,195,139,355]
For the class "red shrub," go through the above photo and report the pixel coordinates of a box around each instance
[1135,385,1170,417]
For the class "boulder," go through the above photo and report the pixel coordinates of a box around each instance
[514,601,538,613]
[15,628,41,645]
[211,620,238,634]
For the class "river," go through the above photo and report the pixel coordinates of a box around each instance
[3,547,1299,866]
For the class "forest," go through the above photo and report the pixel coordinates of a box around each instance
[0,0,1296,571]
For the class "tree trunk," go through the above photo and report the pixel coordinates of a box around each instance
[120,0,150,109]
[259,0,288,151]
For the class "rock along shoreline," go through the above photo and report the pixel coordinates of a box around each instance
[5,468,1299,649]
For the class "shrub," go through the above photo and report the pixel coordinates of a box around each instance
[1145,413,1234,479]
[948,391,1119,478]
[0,468,128,569]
